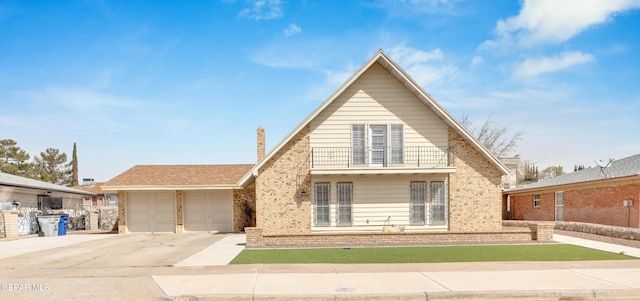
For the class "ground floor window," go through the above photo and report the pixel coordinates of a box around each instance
[314,182,330,226]
[410,181,426,225]
[337,182,352,226]
[533,194,541,208]
[430,181,447,225]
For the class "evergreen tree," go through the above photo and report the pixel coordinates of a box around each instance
[34,148,71,185]
[0,139,32,176]
[71,143,79,186]
[523,161,539,183]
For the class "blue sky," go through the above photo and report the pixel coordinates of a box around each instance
[1,0,639,182]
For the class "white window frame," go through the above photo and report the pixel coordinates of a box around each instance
[390,124,403,164]
[410,181,426,225]
[429,181,447,225]
[533,194,541,208]
[351,124,366,166]
[369,124,387,167]
[336,182,353,226]
[351,123,404,167]
[314,182,331,226]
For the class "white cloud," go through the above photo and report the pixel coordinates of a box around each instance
[283,23,301,37]
[513,51,594,78]
[470,56,483,67]
[17,87,140,111]
[484,0,640,48]
[389,44,443,66]
[373,0,460,16]
[239,0,283,21]
[388,44,456,87]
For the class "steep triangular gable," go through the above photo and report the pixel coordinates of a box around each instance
[239,49,508,186]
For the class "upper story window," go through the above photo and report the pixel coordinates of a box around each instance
[351,124,403,166]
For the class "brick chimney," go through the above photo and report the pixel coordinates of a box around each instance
[257,126,265,162]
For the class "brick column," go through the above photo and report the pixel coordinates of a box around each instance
[176,190,184,233]
[117,190,127,233]
[245,227,264,248]
[89,211,99,231]
[2,210,19,240]
[533,221,555,242]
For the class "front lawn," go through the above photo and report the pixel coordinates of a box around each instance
[230,244,634,264]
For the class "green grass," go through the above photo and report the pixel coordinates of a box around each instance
[230,244,635,264]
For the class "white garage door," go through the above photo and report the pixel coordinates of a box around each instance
[127,191,176,233]
[184,190,233,232]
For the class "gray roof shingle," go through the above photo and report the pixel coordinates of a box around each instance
[507,153,640,192]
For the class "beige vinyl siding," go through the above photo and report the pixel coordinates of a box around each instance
[311,174,448,231]
[309,62,448,148]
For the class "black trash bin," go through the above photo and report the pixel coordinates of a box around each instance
[58,214,69,236]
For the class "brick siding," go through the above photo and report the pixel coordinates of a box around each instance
[254,125,312,235]
[509,182,640,228]
[117,190,127,233]
[448,129,503,232]
[233,186,256,232]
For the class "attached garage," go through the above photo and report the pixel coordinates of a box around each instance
[127,191,176,232]
[103,164,255,234]
[184,190,233,232]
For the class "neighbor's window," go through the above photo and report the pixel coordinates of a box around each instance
[337,182,352,226]
[314,182,331,226]
[533,194,541,208]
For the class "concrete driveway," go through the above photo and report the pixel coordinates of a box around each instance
[0,232,239,300]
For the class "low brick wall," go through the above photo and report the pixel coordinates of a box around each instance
[0,210,19,240]
[555,221,640,242]
[502,220,555,242]
[245,225,537,248]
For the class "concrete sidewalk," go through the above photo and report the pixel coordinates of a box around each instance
[152,233,640,300]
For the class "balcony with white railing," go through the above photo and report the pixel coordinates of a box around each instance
[309,146,455,175]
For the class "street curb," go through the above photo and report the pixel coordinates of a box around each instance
[175,289,640,301]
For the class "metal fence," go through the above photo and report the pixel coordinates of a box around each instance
[14,206,90,236]
[310,146,453,168]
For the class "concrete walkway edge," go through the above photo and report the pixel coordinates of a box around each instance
[176,289,640,301]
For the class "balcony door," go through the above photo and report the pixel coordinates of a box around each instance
[370,125,387,167]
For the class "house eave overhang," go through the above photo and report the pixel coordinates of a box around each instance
[0,182,95,197]
[503,174,640,195]
[310,167,456,175]
[101,184,243,191]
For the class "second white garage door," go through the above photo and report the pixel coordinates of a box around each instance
[127,191,176,233]
[183,190,234,232]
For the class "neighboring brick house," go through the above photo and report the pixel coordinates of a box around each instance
[72,179,118,207]
[504,154,640,228]
[103,164,254,233]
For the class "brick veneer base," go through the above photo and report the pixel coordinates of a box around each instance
[245,224,542,248]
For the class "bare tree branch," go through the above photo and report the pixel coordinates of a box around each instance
[460,113,524,158]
